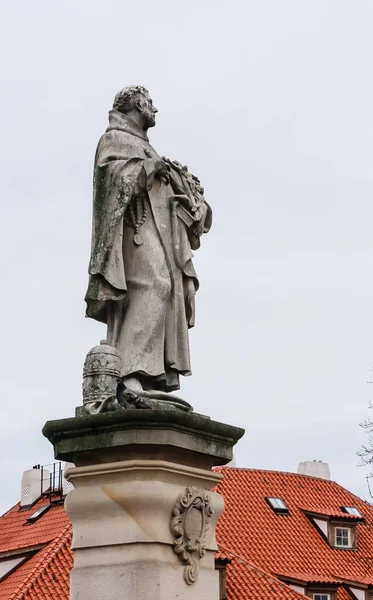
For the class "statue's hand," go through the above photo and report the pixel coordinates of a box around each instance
[193,203,208,236]
[154,158,170,183]
[194,202,207,222]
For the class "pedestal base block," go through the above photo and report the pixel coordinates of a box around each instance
[65,459,223,599]
[71,557,219,600]
[43,410,244,600]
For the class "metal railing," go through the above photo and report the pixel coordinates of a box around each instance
[35,462,64,505]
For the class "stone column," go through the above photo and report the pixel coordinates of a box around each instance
[43,410,244,600]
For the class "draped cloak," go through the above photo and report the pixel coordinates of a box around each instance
[85,110,211,392]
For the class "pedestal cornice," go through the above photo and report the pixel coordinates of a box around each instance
[43,409,244,469]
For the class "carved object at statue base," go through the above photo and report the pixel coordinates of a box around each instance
[82,341,121,414]
[80,340,193,415]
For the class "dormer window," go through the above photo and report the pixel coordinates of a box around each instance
[313,595,330,600]
[265,497,289,515]
[335,527,351,548]
[303,508,360,550]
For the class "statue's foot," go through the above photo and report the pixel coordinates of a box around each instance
[116,379,151,410]
[141,389,193,412]
[123,376,144,393]
[141,389,183,402]
[121,377,193,412]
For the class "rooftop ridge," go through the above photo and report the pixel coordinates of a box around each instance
[216,467,373,505]
[8,523,72,600]
[216,466,338,483]
[0,502,21,520]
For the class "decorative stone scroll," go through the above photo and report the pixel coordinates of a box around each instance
[171,486,214,585]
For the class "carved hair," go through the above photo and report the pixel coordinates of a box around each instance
[113,85,150,113]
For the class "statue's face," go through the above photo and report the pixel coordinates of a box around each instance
[139,93,158,128]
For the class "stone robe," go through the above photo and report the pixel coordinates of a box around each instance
[85,110,211,391]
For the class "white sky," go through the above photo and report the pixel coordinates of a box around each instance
[1,0,373,514]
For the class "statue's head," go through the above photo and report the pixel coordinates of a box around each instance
[113,85,158,128]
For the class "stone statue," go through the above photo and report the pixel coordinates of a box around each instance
[84,85,211,409]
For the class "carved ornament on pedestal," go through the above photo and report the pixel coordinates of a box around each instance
[171,486,214,585]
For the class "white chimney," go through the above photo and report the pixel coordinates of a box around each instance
[297,460,330,480]
[21,465,50,508]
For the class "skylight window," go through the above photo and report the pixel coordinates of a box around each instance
[26,504,52,524]
[268,497,287,509]
[265,497,289,514]
[0,556,27,581]
[335,527,351,548]
[341,506,362,517]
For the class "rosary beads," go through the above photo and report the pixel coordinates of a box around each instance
[124,195,147,245]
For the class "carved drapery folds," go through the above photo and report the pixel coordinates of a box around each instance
[171,486,214,585]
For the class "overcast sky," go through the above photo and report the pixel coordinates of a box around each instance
[1,0,373,514]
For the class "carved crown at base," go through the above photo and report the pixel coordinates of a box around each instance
[82,341,121,404]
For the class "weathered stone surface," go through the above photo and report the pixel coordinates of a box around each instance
[84,86,212,396]
[44,401,244,598]
[82,341,121,413]
[65,459,224,599]
[41,84,245,600]
[42,410,244,469]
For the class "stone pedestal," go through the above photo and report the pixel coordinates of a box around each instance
[43,410,244,600]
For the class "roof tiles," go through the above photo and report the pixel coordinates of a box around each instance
[218,547,309,600]
[7,525,72,600]
[0,506,72,600]
[301,506,364,521]
[215,468,373,589]
[1,468,373,599]
[0,498,70,555]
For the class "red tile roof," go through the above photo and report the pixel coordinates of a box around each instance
[0,500,72,600]
[1,467,373,599]
[337,590,357,600]
[5,526,72,600]
[300,506,364,521]
[0,498,70,555]
[215,468,373,591]
[217,547,309,600]
[277,572,343,585]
